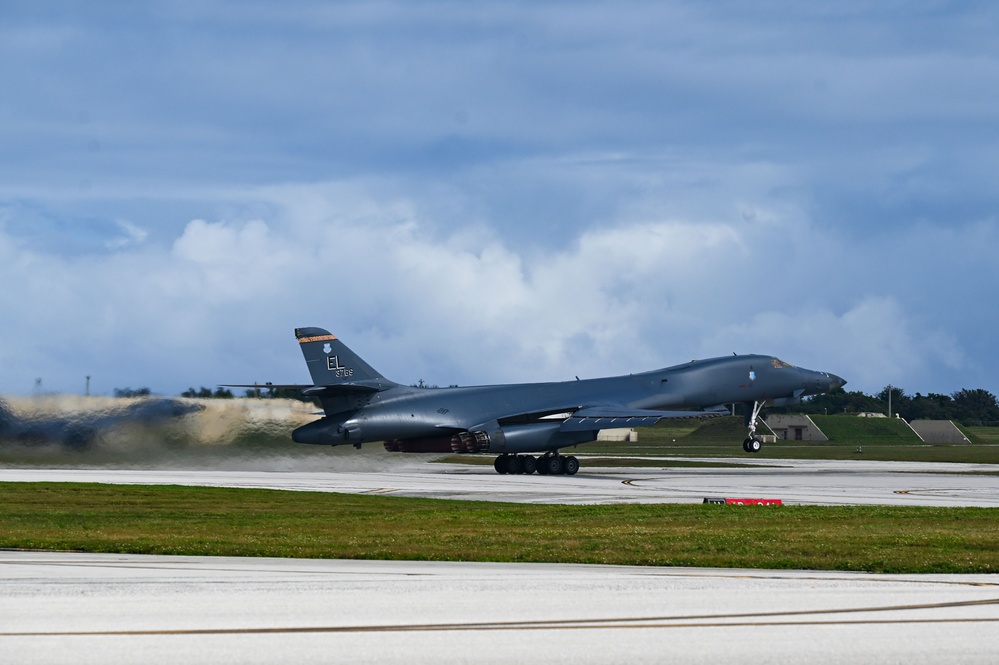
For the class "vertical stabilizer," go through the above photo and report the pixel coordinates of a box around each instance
[295,327,392,388]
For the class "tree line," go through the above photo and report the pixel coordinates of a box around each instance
[180,385,316,402]
[778,386,999,426]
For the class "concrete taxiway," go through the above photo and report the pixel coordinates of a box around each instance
[1,456,998,506]
[2,551,998,664]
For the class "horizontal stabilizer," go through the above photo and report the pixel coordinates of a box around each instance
[219,383,382,399]
[301,382,383,397]
[220,384,313,391]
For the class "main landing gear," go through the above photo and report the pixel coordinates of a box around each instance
[742,400,764,453]
[493,452,579,476]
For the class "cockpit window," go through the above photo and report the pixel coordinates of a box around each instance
[771,358,795,369]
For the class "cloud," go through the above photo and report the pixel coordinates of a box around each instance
[1,177,986,397]
[701,296,965,392]
[105,220,148,249]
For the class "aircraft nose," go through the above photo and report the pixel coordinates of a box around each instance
[829,374,847,391]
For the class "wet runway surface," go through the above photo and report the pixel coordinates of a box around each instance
[2,457,998,506]
[2,551,998,664]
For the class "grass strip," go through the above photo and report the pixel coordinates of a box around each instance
[2,482,998,574]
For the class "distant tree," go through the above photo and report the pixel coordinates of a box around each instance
[772,385,999,423]
[114,387,151,398]
[951,388,999,426]
[183,386,235,399]
[908,393,954,421]
[787,388,883,415]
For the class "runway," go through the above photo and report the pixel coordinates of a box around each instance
[3,460,998,662]
[2,551,998,664]
[1,456,998,506]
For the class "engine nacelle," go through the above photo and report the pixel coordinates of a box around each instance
[475,422,597,454]
[292,417,359,445]
[381,422,600,455]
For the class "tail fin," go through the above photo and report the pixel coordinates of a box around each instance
[295,327,394,390]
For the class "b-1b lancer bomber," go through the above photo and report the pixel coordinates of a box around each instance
[271,328,845,475]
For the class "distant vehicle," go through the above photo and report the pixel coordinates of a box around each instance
[232,327,845,476]
[0,397,204,450]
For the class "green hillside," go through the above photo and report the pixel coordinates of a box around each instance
[962,425,999,445]
[810,415,921,444]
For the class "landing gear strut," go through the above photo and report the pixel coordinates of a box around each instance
[742,400,765,453]
[494,452,578,476]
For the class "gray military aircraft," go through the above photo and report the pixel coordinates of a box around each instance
[261,327,845,476]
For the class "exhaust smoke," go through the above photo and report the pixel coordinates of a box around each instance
[0,396,431,472]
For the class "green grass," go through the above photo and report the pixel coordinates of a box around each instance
[1,482,998,574]
[964,426,999,445]
[810,415,921,443]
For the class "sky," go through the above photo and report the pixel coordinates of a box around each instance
[1,1,998,399]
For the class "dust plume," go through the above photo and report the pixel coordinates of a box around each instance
[0,396,438,472]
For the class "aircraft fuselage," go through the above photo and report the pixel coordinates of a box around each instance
[291,352,843,454]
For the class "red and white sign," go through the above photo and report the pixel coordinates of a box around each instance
[724,498,783,506]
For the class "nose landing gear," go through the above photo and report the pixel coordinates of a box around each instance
[742,400,765,453]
